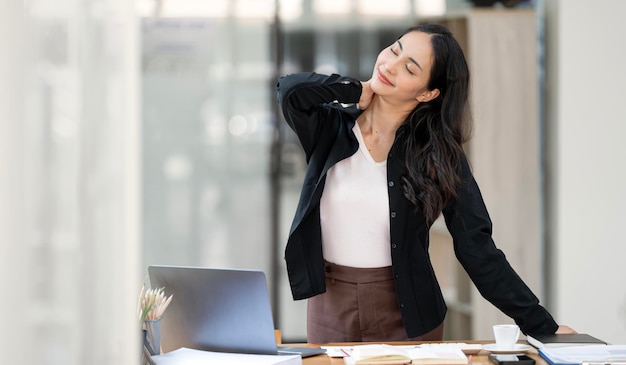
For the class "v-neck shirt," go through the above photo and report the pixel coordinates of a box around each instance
[319,122,392,268]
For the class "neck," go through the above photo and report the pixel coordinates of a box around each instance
[358,96,416,135]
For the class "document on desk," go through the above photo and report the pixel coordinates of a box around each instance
[152,347,302,365]
[539,344,626,365]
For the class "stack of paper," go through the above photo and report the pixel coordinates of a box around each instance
[152,347,302,365]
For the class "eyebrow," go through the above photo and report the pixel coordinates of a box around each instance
[396,40,423,71]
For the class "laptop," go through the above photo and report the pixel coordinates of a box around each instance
[147,265,325,358]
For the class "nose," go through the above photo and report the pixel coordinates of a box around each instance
[384,57,401,74]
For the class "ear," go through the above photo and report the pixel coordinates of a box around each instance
[416,88,440,103]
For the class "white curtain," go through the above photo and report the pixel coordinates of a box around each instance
[0,1,140,364]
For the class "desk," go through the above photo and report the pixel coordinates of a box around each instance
[297,341,547,365]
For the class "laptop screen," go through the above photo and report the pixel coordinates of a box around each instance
[148,265,279,355]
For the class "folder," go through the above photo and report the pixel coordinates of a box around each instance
[538,345,626,365]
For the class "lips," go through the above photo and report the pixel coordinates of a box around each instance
[377,69,393,86]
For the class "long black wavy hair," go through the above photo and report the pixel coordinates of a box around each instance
[397,24,472,225]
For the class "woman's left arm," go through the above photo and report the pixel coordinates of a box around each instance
[556,325,577,334]
[442,155,560,336]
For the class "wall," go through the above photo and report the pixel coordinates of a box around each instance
[0,1,141,364]
[464,9,543,340]
[544,0,626,344]
[0,1,29,363]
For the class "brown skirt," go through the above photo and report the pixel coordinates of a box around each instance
[307,261,444,343]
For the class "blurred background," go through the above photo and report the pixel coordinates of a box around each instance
[1,0,625,364]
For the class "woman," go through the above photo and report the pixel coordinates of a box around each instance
[276,24,574,343]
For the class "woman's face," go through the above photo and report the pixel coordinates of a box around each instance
[370,30,439,104]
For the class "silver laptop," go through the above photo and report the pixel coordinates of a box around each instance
[147,265,325,358]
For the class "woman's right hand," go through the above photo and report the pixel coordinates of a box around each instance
[358,80,374,110]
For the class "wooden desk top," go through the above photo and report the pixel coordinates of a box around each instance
[296,341,547,365]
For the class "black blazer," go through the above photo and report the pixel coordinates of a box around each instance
[276,72,558,338]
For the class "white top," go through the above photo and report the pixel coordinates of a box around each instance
[319,122,392,268]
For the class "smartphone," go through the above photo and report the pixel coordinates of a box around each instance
[489,354,536,365]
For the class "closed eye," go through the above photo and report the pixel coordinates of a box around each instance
[390,45,415,75]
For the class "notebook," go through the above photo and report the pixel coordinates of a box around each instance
[147,265,325,358]
[527,333,607,348]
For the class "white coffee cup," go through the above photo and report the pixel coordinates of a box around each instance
[493,324,520,350]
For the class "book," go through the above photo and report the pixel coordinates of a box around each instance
[152,347,302,365]
[527,334,607,348]
[343,344,468,365]
[323,343,483,358]
[538,344,626,365]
